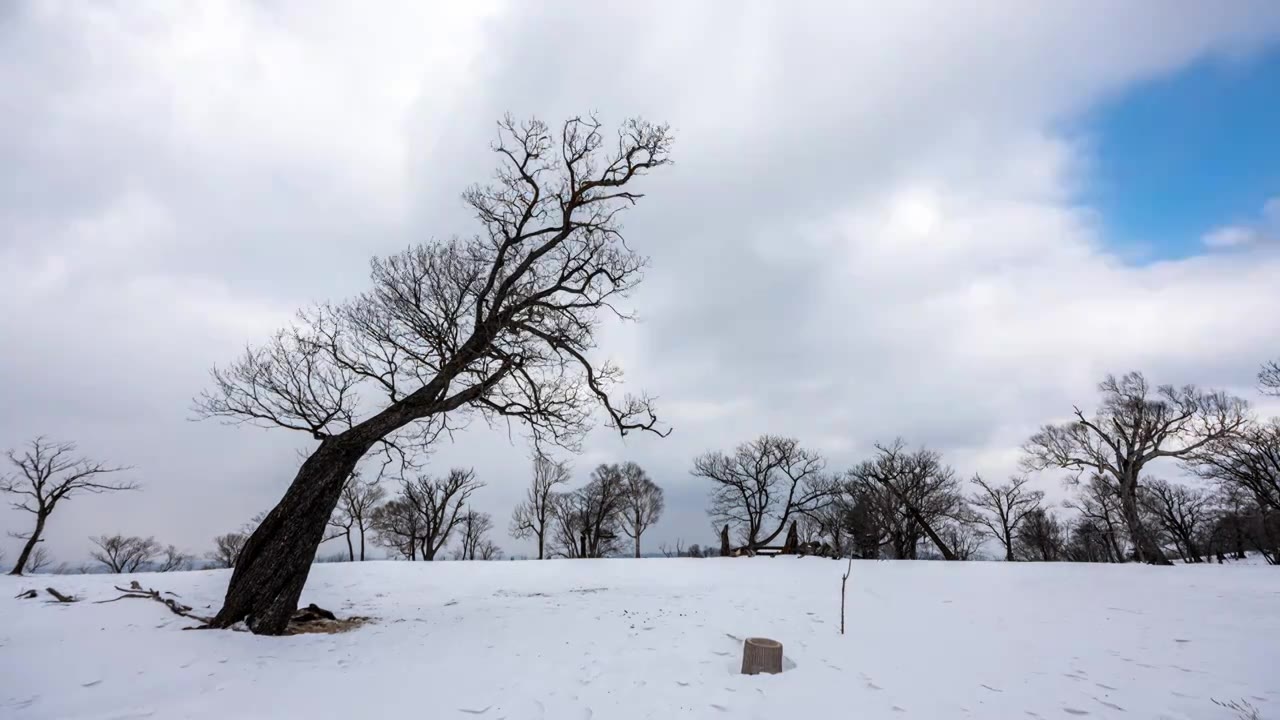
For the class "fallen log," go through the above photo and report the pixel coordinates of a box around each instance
[46,588,78,603]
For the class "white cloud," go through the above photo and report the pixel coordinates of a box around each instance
[3,1,1280,561]
[1202,196,1280,248]
[1204,225,1261,248]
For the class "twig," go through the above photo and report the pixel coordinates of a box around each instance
[93,583,212,623]
[840,557,852,635]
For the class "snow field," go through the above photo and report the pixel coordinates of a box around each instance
[2,558,1277,719]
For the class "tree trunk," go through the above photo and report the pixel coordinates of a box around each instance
[209,435,371,634]
[537,533,544,560]
[1117,478,1170,565]
[358,529,366,562]
[634,535,641,559]
[9,513,47,575]
[345,531,354,562]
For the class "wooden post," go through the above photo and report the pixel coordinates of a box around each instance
[740,637,784,675]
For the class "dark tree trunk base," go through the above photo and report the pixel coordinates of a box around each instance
[210,437,369,635]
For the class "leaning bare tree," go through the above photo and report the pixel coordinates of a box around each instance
[192,115,673,633]
[970,475,1044,561]
[327,471,386,561]
[694,435,833,552]
[509,454,571,559]
[1022,371,1248,565]
[3,437,135,575]
[89,534,160,573]
[618,461,664,558]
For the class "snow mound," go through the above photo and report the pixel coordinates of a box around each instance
[2,559,1277,719]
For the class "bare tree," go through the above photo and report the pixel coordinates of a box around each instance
[3,437,135,575]
[191,115,674,633]
[26,546,53,574]
[327,472,386,561]
[207,533,249,569]
[453,509,495,560]
[1140,478,1212,563]
[970,475,1044,561]
[939,518,984,561]
[370,498,423,560]
[618,462,664,558]
[1063,474,1128,562]
[1187,418,1280,516]
[89,535,161,573]
[157,545,193,572]
[1260,360,1280,397]
[477,539,503,560]
[1063,517,1114,563]
[1015,508,1066,561]
[847,440,967,560]
[549,465,627,558]
[509,455,571,559]
[694,435,833,551]
[1022,372,1248,565]
[401,468,483,560]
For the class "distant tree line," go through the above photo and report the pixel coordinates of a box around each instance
[4,362,1277,573]
[693,366,1280,565]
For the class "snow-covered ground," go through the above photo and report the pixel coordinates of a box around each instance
[2,559,1276,719]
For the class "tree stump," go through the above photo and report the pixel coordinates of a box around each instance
[740,637,784,675]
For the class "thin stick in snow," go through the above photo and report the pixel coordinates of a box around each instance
[840,557,852,635]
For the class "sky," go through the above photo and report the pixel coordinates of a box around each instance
[2,1,1280,566]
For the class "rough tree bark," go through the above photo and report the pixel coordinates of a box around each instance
[212,434,373,631]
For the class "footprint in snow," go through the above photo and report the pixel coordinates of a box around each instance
[458,705,492,715]
[709,704,729,712]
[81,680,103,688]
[1063,708,1089,716]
